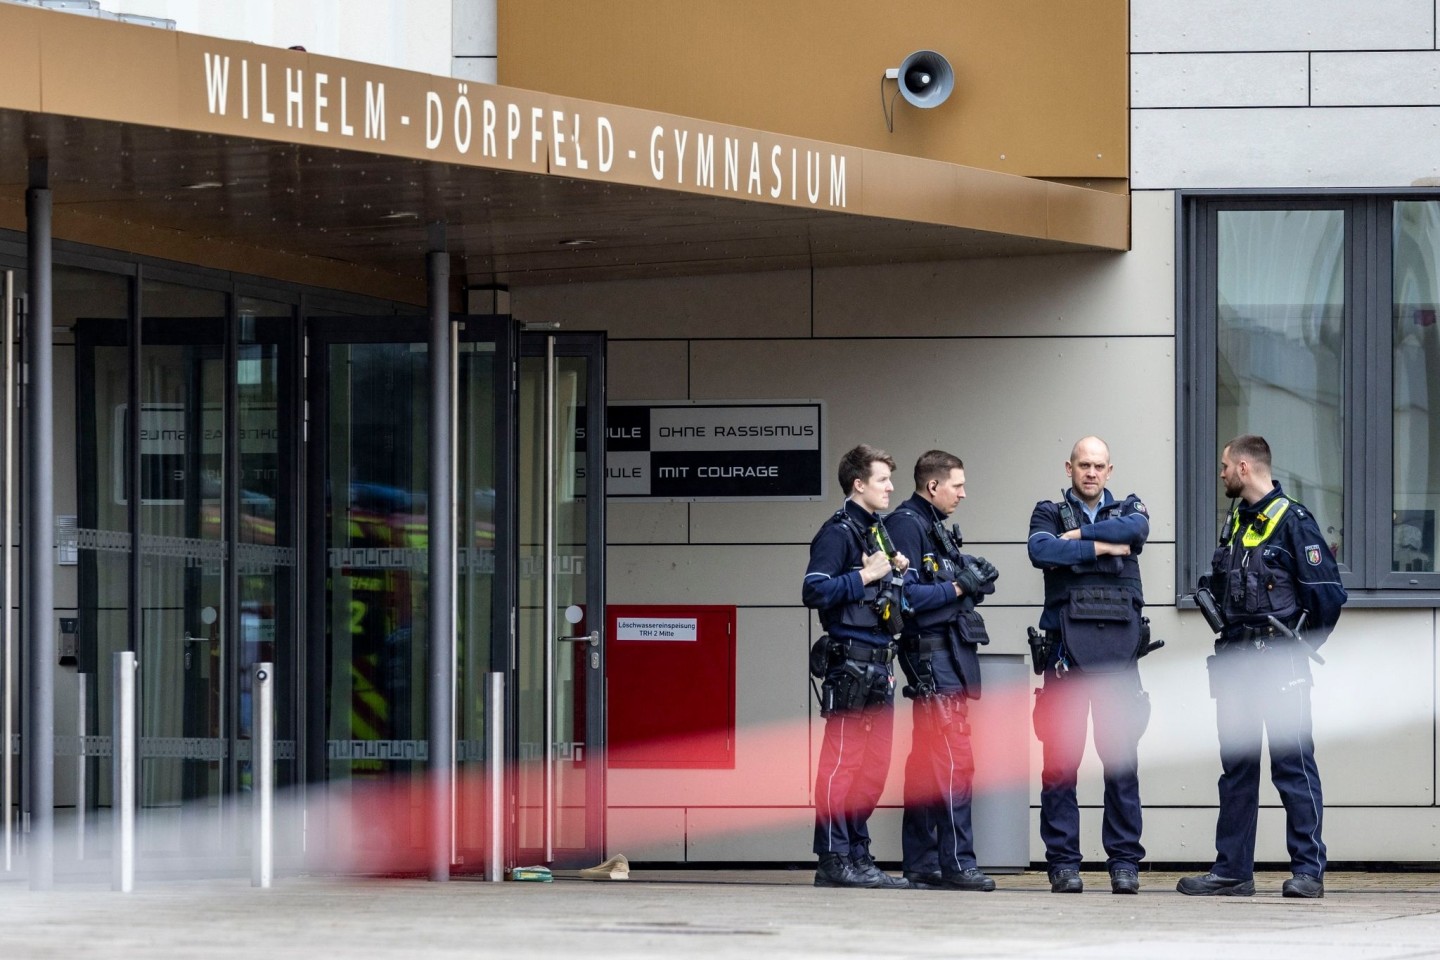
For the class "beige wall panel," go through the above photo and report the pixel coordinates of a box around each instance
[0,4,42,112]
[606,340,689,401]
[1313,52,1440,107]
[513,270,811,340]
[1132,0,1433,53]
[606,544,805,607]
[976,606,1045,660]
[684,806,815,862]
[690,500,829,546]
[688,337,1176,547]
[1324,807,1440,862]
[1132,52,1309,109]
[609,608,813,808]
[497,0,1128,180]
[606,807,686,862]
[1311,609,1434,805]
[607,500,688,545]
[1133,106,1440,190]
[814,191,1174,339]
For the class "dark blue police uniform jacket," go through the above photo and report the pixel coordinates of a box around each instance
[885,492,994,695]
[802,499,895,649]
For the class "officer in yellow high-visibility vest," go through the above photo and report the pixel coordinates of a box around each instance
[1179,434,1347,900]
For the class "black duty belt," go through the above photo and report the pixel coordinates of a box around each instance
[902,634,949,654]
[833,640,896,664]
[1239,623,1291,640]
[1218,623,1293,648]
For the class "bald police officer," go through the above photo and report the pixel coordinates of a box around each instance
[1027,436,1153,895]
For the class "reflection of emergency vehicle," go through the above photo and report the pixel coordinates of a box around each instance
[331,483,495,771]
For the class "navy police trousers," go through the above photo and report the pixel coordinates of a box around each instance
[1209,641,1325,881]
[1033,664,1149,872]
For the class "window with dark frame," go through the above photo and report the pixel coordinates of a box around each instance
[1181,194,1440,602]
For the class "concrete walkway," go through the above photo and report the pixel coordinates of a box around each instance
[4,869,1440,958]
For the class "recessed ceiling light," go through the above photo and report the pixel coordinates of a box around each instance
[559,238,596,246]
[182,181,224,190]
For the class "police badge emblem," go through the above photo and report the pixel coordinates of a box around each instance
[1305,544,1322,565]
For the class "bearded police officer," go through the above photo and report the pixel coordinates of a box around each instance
[886,450,1000,892]
[803,444,910,889]
[1027,436,1153,895]
[1178,435,1347,899]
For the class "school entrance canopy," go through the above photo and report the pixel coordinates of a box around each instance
[0,4,1127,302]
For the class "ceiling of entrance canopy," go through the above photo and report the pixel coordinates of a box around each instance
[0,111,1125,294]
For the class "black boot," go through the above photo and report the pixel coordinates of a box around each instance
[850,853,910,889]
[814,853,875,888]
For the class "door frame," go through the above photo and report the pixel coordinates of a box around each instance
[517,330,607,867]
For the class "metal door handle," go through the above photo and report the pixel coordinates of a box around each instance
[556,631,600,647]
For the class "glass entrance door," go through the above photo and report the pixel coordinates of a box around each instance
[516,333,606,868]
[73,280,300,863]
[307,318,606,873]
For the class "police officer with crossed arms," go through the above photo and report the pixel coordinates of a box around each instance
[885,449,999,891]
[1027,436,1155,895]
[803,443,910,889]
[1178,434,1346,899]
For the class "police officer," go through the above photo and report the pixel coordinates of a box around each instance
[803,444,910,889]
[886,450,999,891]
[1027,436,1153,895]
[1178,434,1346,899]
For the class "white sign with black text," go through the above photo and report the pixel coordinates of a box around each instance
[580,402,823,500]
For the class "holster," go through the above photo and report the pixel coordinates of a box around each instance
[808,634,831,678]
[819,659,892,717]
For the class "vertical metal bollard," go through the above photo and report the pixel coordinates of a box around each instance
[112,651,135,893]
[485,671,505,883]
[252,663,273,889]
[76,672,86,861]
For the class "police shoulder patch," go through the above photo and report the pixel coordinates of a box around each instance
[1304,544,1323,566]
[1131,498,1148,516]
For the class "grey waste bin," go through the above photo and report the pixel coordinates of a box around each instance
[970,653,1030,873]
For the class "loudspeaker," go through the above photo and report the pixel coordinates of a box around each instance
[896,50,954,109]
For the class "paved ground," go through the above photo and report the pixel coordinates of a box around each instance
[5,868,1440,959]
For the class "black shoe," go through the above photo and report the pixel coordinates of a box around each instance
[1110,867,1140,894]
[1049,868,1083,893]
[941,867,996,892]
[814,853,876,888]
[903,871,945,889]
[1282,874,1324,899]
[850,853,910,889]
[1176,872,1255,897]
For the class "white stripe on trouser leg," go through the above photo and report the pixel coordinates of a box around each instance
[944,729,961,873]
[1294,729,1322,872]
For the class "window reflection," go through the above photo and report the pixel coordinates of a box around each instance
[1393,202,1440,572]
[1216,209,1346,562]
